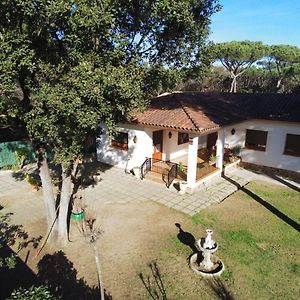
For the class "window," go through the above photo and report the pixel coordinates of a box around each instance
[284,134,300,157]
[111,132,128,150]
[245,129,268,151]
[178,132,189,145]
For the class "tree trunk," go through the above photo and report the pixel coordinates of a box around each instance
[57,163,73,243]
[230,76,237,93]
[276,78,282,89]
[37,150,57,238]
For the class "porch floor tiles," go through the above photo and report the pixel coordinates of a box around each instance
[83,165,249,216]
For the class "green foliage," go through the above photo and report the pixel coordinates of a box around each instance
[264,44,300,92]
[211,41,267,92]
[231,145,242,156]
[209,153,216,164]
[185,41,300,93]
[212,41,267,64]
[0,0,220,163]
[15,148,31,168]
[0,252,16,269]
[8,285,57,300]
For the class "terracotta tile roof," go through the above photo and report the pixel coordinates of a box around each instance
[132,92,300,133]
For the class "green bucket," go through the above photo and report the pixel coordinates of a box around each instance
[71,210,84,220]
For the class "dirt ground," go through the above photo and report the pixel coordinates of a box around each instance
[1,182,223,299]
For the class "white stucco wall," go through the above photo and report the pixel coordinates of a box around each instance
[164,131,207,161]
[223,120,300,173]
[96,123,154,170]
[97,120,300,173]
[166,131,189,161]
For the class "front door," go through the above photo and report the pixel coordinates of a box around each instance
[207,132,217,149]
[152,130,163,161]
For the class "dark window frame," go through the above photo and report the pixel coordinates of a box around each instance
[284,134,300,157]
[111,131,128,151]
[245,129,268,152]
[178,132,189,145]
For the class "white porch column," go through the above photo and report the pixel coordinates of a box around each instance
[187,135,199,188]
[216,129,225,170]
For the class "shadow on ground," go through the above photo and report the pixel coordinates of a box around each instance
[175,223,198,253]
[0,212,42,299]
[138,261,167,300]
[206,276,235,300]
[0,211,112,299]
[222,174,300,233]
[38,250,112,300]
[11,157,113,190]
[267,173,300,193]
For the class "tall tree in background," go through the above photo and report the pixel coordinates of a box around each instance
[265,44,300,92]
[0,0,220,243]
[211,41,267,92]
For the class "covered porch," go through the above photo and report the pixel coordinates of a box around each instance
[141,128,240,190]
[132,92,243,190]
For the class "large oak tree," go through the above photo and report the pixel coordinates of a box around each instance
[0,0,220,243]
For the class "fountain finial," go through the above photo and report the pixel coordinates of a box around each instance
[203,229,216,250]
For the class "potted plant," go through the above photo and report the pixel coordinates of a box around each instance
[71,196,85,220]
[93,172,101,182]
[232,144,242,156]
[209,154,216,166]
[178,162,183,172]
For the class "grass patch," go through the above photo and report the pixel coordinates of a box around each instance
[290,263,300,275]
[222,229,258,246]
[191,213,216,227]
[190,181,300,299]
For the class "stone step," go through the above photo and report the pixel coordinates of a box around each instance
[144,171,166,185]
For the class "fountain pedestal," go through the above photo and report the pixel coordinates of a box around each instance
[189,229,224,277]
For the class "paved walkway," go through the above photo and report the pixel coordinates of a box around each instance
[83,166,249,216]
[2,164,297,217]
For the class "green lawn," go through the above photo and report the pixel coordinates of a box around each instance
[157,181,300,299]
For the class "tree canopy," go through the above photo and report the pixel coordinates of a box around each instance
[265,44,300,92]
[211,41,267,92]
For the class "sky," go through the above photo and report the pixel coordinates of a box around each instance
[210,0,300,47]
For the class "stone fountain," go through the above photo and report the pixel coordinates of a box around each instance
[189,229,224,277]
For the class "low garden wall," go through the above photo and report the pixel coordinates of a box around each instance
[240,162,300,181]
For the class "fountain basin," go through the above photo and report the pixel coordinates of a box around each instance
[190,253,224,277]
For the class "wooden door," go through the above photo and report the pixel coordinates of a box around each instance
[207,132,217,149]
[152,130,163,160]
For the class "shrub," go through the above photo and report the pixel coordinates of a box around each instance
[8,285,57,300]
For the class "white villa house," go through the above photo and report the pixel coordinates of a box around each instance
[96,92,300,189]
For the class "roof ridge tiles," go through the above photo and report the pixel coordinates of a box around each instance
[175,94,200,132]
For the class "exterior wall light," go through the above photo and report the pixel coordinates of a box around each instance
[133,135,137,143]
[231,128,236,135]
[168,132,173,139]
